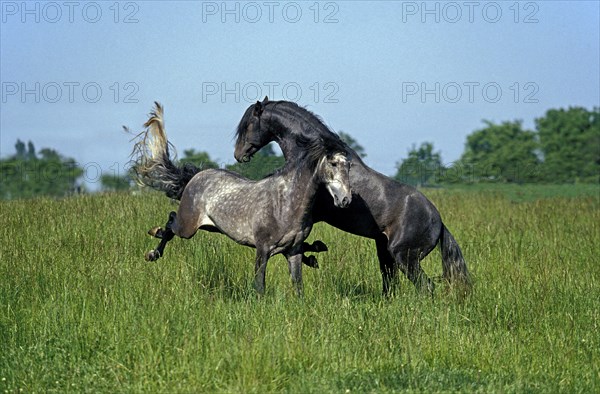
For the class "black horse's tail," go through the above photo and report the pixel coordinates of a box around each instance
[129,102,200,200]
[439,223,472,292]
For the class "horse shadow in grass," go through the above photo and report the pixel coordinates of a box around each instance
[331,273,469,302]
[188,244,324,301]
[192,266,251,301]
[335,366,486,392]
[188,249,254,301]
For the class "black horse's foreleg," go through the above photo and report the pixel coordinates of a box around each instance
[145,211,176,262]
[301,240,328,268]
[302,254,319,268]
[302,240,328,253]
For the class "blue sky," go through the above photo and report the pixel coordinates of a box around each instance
[1,1,598,187]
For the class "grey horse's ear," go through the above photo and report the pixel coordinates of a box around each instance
[253,100,264,117]
[262,96,269,104]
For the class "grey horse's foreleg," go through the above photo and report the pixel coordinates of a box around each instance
[286,253,304,296]
[254,249,269,295]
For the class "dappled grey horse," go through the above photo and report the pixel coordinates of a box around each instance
[234,98,471,296]
[130,102,352,295]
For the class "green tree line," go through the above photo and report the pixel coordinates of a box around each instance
[395,106,599,186]
[1,106,597,199]
[0,140,84,199]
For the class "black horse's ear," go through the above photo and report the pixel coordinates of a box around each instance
[262,95,269,104]
[253,100,264,117]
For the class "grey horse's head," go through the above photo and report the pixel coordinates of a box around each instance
[318,152,352,208]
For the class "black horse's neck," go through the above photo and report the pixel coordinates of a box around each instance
[263,102,337,162]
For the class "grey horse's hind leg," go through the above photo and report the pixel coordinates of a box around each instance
[145,211,176,261]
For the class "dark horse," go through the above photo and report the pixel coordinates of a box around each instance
[234,98,471,295]
[130,102,352,295]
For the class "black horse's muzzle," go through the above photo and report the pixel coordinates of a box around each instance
[235,144,258,163]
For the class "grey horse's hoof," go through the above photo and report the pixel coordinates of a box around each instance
[145,250,160,262]
[148,226,161,238]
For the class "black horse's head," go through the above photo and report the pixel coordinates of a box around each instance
[234,96,272,162]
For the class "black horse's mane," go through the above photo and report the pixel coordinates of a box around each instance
[299,133,347,169]
[235,100,342,144]
[235,100,348,172]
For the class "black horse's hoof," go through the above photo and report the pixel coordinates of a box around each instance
[145,250,160,262]
[304,255,319,269]
[311,240,328,252]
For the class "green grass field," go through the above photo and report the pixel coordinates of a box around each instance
[1,185,599,393]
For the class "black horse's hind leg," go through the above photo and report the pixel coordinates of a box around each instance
[395,248,434,296]
[376,236,398,296]
[145,211,176,262]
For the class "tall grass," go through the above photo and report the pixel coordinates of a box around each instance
[1,187,598,392]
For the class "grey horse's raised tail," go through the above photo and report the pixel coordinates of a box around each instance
[129,102,200,200]
[440,224,472,292]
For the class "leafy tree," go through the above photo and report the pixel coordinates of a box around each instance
[27,141,36,160]
[101,174,132,192]
[181,149,219,170]
[15,140,27,159]
[394,142,443,186]
[254,142,278,157]
[536,107,600,183]
[226,156,285,180]
[226,142,284,180]
[179,145,286,181]
[459,120,540,183]
[339,131,367,158]
[0,140,83,199]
